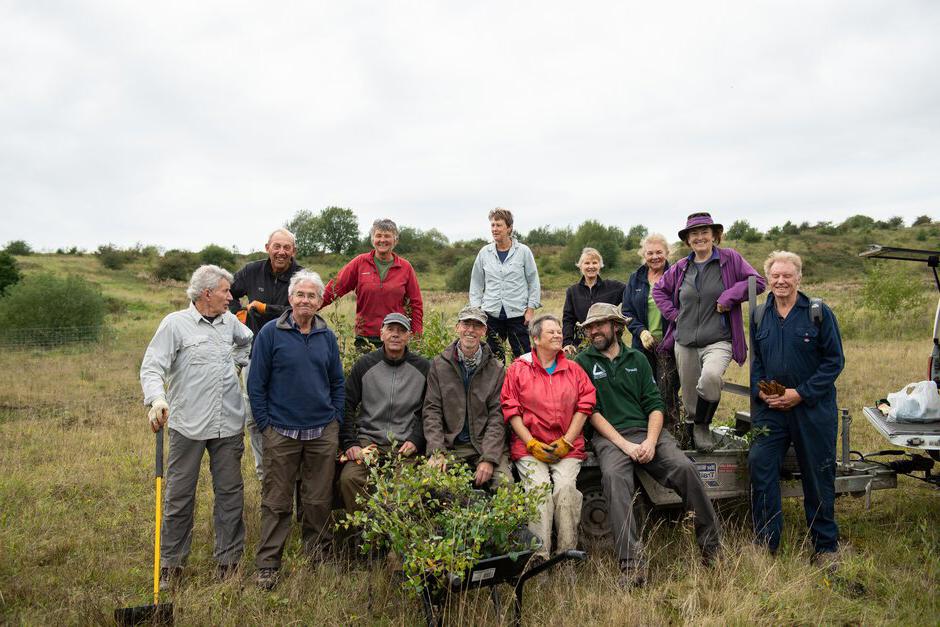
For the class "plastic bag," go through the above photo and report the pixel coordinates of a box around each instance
[886,380,940,423]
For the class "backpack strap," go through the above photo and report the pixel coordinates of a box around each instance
[809,298,823,327]
[754,297,824,332]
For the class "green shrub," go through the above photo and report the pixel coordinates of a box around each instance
[861,262,928,315]
[445,256,475,292]
[199,244,236,269]
[562,220,627,270]
[96,244,135,270]
[341,452,546,597]
[411,310,455,358]
[726,219,763,243]
[0,273,105,345]
[0,252,21,296]
[155,252,198,282]
[4,240,32,255]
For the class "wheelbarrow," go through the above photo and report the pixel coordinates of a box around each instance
[418,530,586,627]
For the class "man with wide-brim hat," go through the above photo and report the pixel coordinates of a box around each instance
[573,302,721,588]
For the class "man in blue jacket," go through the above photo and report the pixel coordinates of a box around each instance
[749,251,845,569]
[248,270,345,590]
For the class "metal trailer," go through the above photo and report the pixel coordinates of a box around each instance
[577,275,906,543]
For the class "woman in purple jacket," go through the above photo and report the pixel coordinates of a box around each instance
[652,213,765,451]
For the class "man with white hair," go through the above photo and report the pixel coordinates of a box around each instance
[229,228,303,479]
[140,264,253,587]
[247,270,345,591]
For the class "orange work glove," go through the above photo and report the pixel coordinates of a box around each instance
[248,300,266,315]
[549,437,574,458]
[526,438,560,464]
[235,309,248,324]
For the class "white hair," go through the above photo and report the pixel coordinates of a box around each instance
[288,270,325,298]
[637,233,673,259]
[529,313,561,340]
[268,228,296,246]
[764,250,803,278]
[187,265,233,301]
[576,247,604,269]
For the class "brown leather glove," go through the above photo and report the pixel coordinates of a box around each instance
[549,437,574,458]
[235,309,248,324]
[759,380,786,396]
[526,438,560,464]
[248,300,266,315]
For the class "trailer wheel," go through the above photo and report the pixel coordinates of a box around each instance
[578,469,653,548]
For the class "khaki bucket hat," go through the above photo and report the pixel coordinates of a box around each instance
[578,302,632,328]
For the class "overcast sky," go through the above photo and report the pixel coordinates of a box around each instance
[2,1,938,253]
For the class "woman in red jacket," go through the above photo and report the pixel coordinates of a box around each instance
[320,219,424,348]
[501,314,596,561]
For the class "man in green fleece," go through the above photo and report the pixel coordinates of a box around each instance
[573,303,721,589]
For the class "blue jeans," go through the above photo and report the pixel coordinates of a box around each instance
[748,407,839,554]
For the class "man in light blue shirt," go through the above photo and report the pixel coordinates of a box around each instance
[141,264,253,587]
[469,208,541,363]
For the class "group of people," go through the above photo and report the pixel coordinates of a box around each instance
[140,208,846,593]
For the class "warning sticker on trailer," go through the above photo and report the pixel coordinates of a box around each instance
[696,462,719,488]
[471,568,496,582]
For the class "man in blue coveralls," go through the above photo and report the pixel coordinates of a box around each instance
[749,251,846,569]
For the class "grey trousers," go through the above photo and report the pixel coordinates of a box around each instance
[240,361,264,480]
[256,421,339,569]
[674,340,732,418]
[161,429,245,568]
[592,428,721,566]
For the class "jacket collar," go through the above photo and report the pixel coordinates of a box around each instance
[381,346,411,366]
[581,339,630,362]
[275,308,328,332]
[636,260,670,284]
[520,348,571,373]
[368,249,401,268]
[443,340,494,367]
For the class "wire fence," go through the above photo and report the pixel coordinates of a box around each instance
[0,325,112,351]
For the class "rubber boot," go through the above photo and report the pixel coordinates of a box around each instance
[693,396,720,452]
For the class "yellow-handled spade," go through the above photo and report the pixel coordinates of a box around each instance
[115,427,173,624]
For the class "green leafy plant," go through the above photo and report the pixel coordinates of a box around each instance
[341,454,547,598]
[0,273,105,346]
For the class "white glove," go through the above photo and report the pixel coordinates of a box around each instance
[640,330,656,350]
[148,398,169,432]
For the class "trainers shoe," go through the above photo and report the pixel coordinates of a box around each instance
[255,567,279,591]
[618,560,648,589]
[216,563,239,582]
[159,567,183,591]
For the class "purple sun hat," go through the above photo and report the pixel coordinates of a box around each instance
[678,212,724,242]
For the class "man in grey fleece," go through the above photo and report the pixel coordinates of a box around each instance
[338,312,430,512]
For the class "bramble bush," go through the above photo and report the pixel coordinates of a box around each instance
[340,453,546,598]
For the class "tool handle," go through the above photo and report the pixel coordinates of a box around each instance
[155,428,164,479]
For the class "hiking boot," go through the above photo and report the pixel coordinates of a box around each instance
[216,563,239,582]
[618,561,648,590]
[255,567,279,591]
[159,567,183,591]
[693,423,717,452]
[812,545,849,573]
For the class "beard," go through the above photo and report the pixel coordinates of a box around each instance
[590,332,614,351]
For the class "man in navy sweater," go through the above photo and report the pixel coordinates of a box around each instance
[247,270,345,591]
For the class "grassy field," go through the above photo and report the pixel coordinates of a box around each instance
[1,254,938,625]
